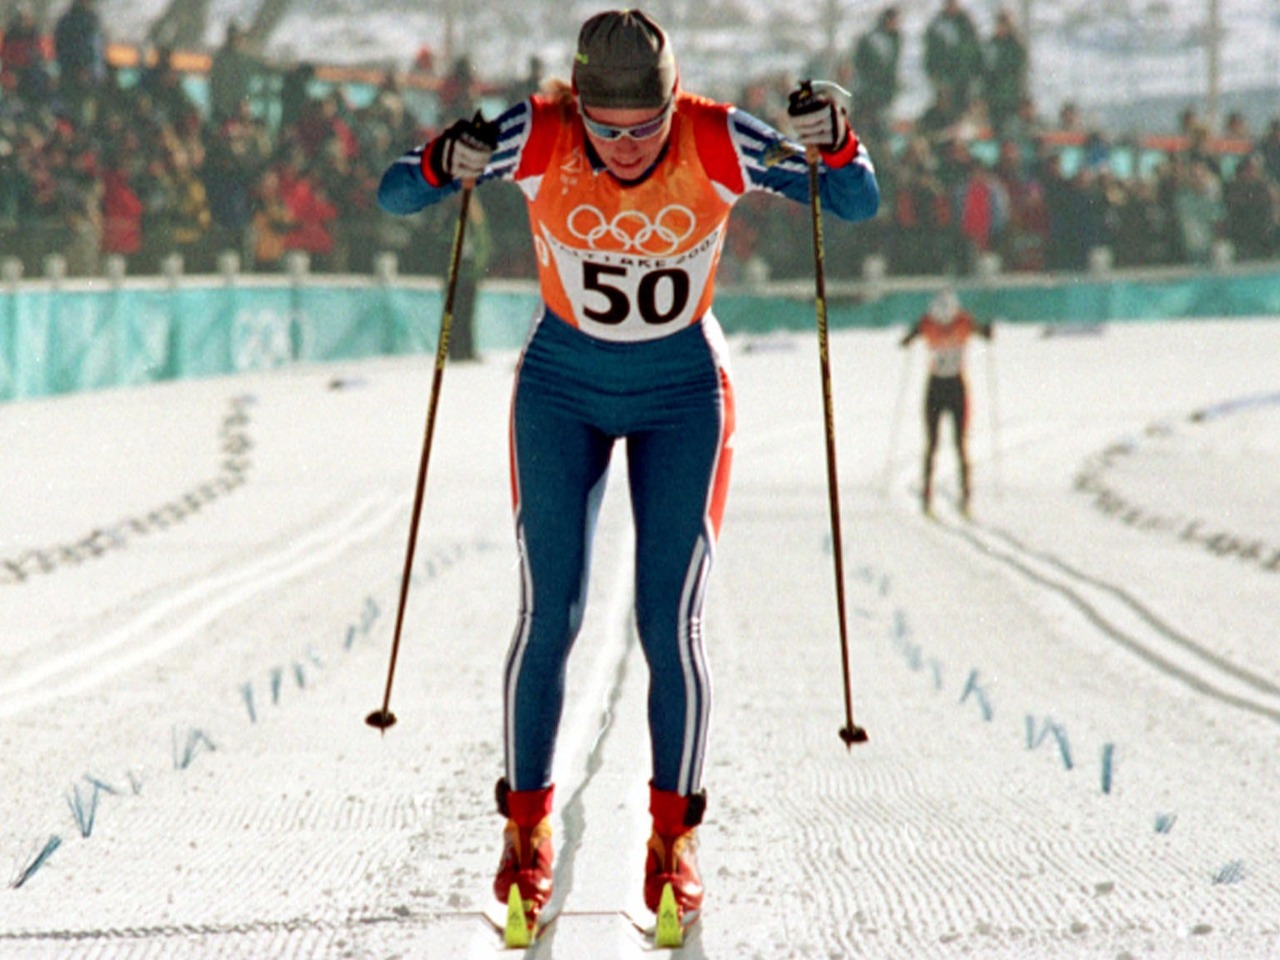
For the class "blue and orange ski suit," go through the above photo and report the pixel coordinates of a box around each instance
[379,88,879,796]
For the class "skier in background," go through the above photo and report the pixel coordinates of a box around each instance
[378,7,879,930]
[899,289,992,517]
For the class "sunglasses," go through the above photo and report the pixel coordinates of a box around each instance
[578,98,674,142]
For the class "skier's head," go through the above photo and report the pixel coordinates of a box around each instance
[572,9,676,110]
[572,10,678,181]
[929,289,959,323]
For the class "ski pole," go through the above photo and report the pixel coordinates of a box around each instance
[984,330,1003,500]
[366,179,475,733]
[798,84,868,748]
[879,344,913,498]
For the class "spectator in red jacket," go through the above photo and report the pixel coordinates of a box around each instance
[955,153,1009,271]
[278,153,337,269]
[100,152,144,258]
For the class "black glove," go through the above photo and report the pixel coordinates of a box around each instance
[787,82,849,152]
[429,112,500,183]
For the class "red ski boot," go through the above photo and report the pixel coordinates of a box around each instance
[643,784,706,916]
[493,779,555,922]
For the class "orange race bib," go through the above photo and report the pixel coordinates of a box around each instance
[921,313,976,377]
[524,95,734,342]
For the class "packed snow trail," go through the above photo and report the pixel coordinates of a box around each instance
[3,321,1279,958]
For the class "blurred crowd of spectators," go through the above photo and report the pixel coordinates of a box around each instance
[2,0,1280,285]
[731,0,1280,281]
[0,0,433,280]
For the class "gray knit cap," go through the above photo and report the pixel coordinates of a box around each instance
[573,9,676,109]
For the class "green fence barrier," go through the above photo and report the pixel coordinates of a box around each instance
[2,266,1278,404]
[713,265,1280,333]
[0,278,446,403]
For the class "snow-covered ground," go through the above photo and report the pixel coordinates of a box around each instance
[2,314,1279,958]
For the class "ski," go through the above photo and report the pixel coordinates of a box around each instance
[654,883,683,947]
[500,883,555,947]
[491,890,563,952]
[502,884,533,947]
[488,884,699,950]
[651,882,699,949]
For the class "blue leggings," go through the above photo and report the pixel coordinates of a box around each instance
[503,311,734,796]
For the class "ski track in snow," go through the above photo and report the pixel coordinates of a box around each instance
[0,492,404,720]
[936,516,1280,725]
[2,322,1279,958]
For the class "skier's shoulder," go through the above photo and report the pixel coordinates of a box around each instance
[527,88,575,125]
[676,89,729,117]
[956,310,990,337]
[505,89,574,177]
[673,90,738,144]
[673,90,758,193]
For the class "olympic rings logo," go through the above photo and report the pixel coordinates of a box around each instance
[566,204,697,256]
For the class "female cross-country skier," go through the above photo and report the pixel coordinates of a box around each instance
[378,7,879,928]
[899,289,993,517]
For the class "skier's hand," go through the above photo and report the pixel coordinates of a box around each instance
[787,83,849,153]
[429,112,500,183]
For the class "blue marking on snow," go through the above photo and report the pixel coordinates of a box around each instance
[66,781,101,838]
[361,596,380,632]
[1025,716,1074,769]
[173,727,216,770]
[1051,724,1073,770]
[893,609,909,640]
[11,836,62,889]
[959,670,994,721]
[1212,860,1245,885]
[1101,743,1115,793]
[84,775,121,796]
[928,660,944,690]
